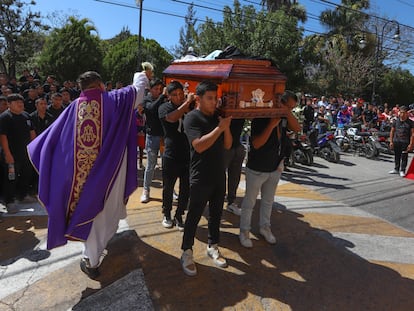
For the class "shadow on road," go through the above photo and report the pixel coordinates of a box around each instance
[0,215,50,265]
[127,204,414,310]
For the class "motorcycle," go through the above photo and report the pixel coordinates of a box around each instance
[308,129,341,163]
[369,129,394,155]
[336,124,380,159]
[285,132,314,166]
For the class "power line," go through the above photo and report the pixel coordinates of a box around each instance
[395,0,414,9]
[93,0,413,55]
[313,0,414,32]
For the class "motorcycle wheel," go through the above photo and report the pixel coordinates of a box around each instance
[365,142,377,159]
[304,149,314,165]
[320,147,331,161]
[335,138,349,152]
[330,149,340,163]
[294,149,306,165]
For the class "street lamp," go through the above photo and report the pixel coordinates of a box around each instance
[135,0,143,71]
[371,20,400,104]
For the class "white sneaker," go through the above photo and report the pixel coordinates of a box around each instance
[206,244,228,268]
[140,190,150,203]
[162,216,173,228]
[388,169,398,174]
[400,171,406,177]
[181,249,197,276]
[173,190,179,201]
[226,203,241,216]
[239,230,253,248]
[260,227,276,244]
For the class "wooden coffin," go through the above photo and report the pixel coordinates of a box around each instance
[163,59,288,118]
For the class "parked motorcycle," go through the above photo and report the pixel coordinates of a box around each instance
[369,129,394,155]
[335,123,380,159]
[285,132,314,166]
[308,129,341,163]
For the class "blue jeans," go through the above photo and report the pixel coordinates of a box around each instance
[143,134,161,191]
[240,167,282,232]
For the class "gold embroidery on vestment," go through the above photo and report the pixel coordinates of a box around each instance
[67,99,102,221]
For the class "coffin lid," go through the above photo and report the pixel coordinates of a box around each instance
[163,59,287,82]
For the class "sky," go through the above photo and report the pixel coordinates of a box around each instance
[31,0,414,53]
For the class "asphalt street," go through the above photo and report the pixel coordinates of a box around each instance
[283,151,414,232]
[1,150,414,310]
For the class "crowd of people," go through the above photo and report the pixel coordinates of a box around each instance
[0,70,129,210]
[296,94,414,176]
[297,94,414,135]
[1,64,413,279]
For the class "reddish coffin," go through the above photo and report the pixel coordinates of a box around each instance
[163,59,288,118]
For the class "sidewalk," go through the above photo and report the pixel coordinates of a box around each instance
[1,167,414,310]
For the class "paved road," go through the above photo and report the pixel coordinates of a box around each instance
[283,151,414,232]
[1,151,414,310]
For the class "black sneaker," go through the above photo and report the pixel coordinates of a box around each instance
[80,258,100,279]
[174,215,185,232]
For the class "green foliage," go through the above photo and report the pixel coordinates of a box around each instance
[0,0,48,77]
[102,35,173,85]
[196,1,304,89]
[172,4,198,59]
[261,0,307,22]
[380,68,414,105]
[38,17,103,82]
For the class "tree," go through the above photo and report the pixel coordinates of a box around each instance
[261,0,307,22]
[320,0,369,52]
[0,0,48,78]
[103,35,173,84]
[172,3,198,59]
[380,67,414,105]
[196,1,304,89]
[38,17,103,82]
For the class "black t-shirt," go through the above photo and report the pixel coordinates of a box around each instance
[24,97,37,114]
[0,110,34,160]
[247,118,281,172]
[184,109,225,185]
[30,111,54,135]
[229,118,245,148]
[47,105,65,121]
[143,93,165,136]
[392,118,414,144]
[303,105,314,123]
[363,109,377,123]
[158,101,190,162]
[352,106,363,119]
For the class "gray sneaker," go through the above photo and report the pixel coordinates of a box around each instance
[239,230,253,248]
[162,216,173,228]
[181,249,197,276]
[259,226,276,244]
[207,244,228,268]
[226,203,241,216]
[140,190,150,203]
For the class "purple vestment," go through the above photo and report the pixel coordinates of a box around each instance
[28,86,138,250]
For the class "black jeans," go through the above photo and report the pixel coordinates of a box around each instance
[224,144,245,204]
[394,142,409,172]
[161,157,189,218]
[2,156,34,204]
[181,179,225,251]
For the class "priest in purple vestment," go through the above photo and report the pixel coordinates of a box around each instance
[28,71,147,278]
